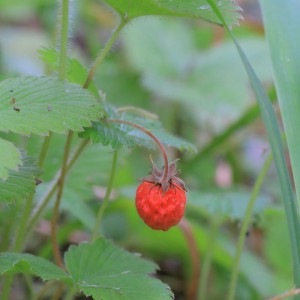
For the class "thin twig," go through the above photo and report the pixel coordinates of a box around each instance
[91,150,119,241]
[51,131,73,267]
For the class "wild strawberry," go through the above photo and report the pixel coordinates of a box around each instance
[135,158,187,231]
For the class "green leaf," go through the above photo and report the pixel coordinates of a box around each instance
[39,48,99,98]
[0,137,21,180]
[0,152,42,202]
[0,252,67,281]
[259,1,300,216]
[81,106,196,152]
[187,190,270,221]
[122,18,273,123]
[64,238,173,300]
[102,0,241,25]
[0,76,103,135]
[206,0,300,290]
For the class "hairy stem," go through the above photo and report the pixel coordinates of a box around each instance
[83,19,127,89]
[227,153,273,300]
[179,219,201,300]
[105,118,169,184]
[51,131,73,267]
[92,150,119,241]
[27,139,89,235]
[59,0,69,80]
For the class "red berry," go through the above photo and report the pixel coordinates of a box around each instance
[135,181,186,231]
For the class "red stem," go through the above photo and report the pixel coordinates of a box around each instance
[105,118,169,182]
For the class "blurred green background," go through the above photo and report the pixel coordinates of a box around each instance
[0,0,292,299]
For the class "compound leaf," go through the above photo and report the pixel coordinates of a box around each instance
[0,76,103,135]
[64,238,173,300]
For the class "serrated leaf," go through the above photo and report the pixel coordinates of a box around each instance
[39,48,99,98]
[187,190,270,221]
[0,137,21,180]
[102,0,241,25]
[0,252,67,281]
[0,152,42,202]
[65,238,173,300]
[81,105,196,152]
[0,76,103,135]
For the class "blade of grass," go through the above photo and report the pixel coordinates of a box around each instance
[206,0,300,292]
[259,1,300,211]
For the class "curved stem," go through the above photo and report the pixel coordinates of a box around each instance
[51,131,73,267]
[92,150,119,241]
[227,153,273,300]
[59,0,69,80]
[27,139,89,235]
[83,19,127,89]
[105,118,169,184]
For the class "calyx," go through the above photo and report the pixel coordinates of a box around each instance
[139,157,187,192]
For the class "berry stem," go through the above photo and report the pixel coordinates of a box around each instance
[105,118,169,184]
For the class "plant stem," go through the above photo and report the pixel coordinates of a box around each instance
[179,218,201,300]
[50,283,65,300]
[0,193,36,300]
[198,219,219,300]
[51,131,73,267]
[92,150,119,241]
[83,19,127,89]
[0,276,13,300]
[33,281,57,300]
[105,118,169,184]
[64,287,77,300]
[38,133,52,168]
[59,0,69,80]
[227,153,273,300]
[268,288,300,300]
[14,195,35,252]
[27,138,89,235]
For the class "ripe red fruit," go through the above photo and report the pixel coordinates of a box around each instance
[135,159,187,231]
[135,181,186,231]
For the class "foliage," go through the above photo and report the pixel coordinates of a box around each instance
[0,0,298,300]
